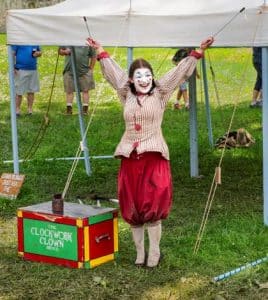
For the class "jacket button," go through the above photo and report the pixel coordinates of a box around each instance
[135,123,141,131]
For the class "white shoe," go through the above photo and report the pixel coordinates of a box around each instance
[250,100,262,108]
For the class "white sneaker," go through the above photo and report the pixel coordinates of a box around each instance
[250,100,262,108]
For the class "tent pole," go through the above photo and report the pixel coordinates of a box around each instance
[262,47,268,226]
[70,47,91,176]
[189,70,199,177]
[201,57,213,146]
[7,45,19,174]
[127,47,133,70]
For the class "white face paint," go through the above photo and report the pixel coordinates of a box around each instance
[133,68,153,94]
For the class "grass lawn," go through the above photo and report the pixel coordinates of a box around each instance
[0,34,267,299]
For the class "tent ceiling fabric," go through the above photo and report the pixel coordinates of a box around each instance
[6,0,268,47]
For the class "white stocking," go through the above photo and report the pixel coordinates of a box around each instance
[147,221,162,267]
[131,225,145,265]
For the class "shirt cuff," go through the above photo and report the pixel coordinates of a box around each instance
[189,50,204,59]
[97,51,110,61]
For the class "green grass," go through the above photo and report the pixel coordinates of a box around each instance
[0,33,267,299]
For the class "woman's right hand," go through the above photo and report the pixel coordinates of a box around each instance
[86,38,101,49]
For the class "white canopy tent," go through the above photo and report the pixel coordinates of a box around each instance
[5,0,268,47]
[5,0,268,225]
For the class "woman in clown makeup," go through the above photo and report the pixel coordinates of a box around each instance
[86,37,214,268]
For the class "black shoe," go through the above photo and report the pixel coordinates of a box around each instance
[82,105,89,115]
[65,106,73,115]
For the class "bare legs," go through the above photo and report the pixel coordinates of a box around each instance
[16,92,34,115]
[250,89,262,108]
[16,95,23,115]
[66,92,74,114]
[174,88,189,110]
[65,91,89,115]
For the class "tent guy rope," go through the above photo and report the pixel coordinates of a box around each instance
[83,16,92,38]
[194,50,257,255]
[194,7,262,254]
[23,53,60,161]
[212,7,245,38]
[206,51,224,124]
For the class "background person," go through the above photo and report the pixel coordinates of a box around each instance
[12,45,42,116]
[172,48,200,110]
[250,47,262,108]
[86,36,214,268]
[58,46,96,115]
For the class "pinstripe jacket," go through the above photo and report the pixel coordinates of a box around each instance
[99,55,198,160]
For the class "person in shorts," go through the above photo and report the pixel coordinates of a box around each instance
[250,47,262,108]
[58,46,96,115]
[12,45,42,116]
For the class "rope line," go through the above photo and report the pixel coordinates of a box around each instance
[199,62,204,104]
[23,53,60,161]
[155,48,172,76]
[62,145,82,199]
[194,53,253,254]
[194,9,262,254]
[206,51,225,124]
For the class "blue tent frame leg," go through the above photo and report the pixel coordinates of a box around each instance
[7,45,19,174]
[262,47,268,226]
[70,47,91,176]
[189,71,199,177]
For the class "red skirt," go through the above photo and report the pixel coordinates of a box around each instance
[118,151,172,226]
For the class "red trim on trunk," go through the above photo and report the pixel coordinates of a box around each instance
[21,211,78,225]
[77,227,84,262]
[17,216,24,252]
[23,252,79,268]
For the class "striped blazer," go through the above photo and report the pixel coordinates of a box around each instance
[99,55,198,160]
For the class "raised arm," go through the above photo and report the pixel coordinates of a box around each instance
[157,37,214,103]
[86,38,128,91]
